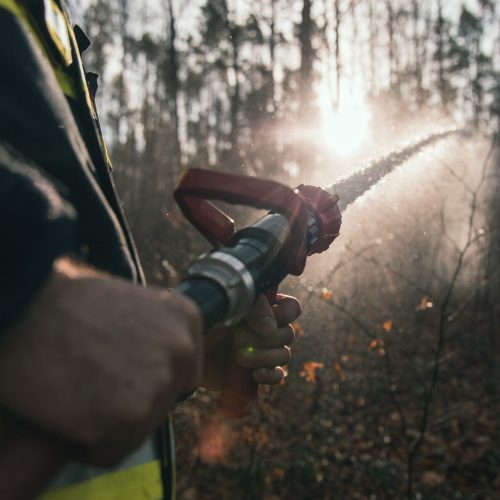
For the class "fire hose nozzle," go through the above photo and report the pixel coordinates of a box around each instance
[173,170,343,419]
[297,185,342,255]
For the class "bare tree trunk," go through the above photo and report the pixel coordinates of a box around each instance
[299,0,314,115]
[270,0,277,115]
[334,0,341,109]
[411,0,424,105]
[368,0,378,96]
[472,37,482,129]
[166,0,182,182]
[117,0,130,148]
[221,0,241,168]
[228,23,241,167]
[350,0,358,95]
[422,6,432,102]
[435,0,448,110]
[321,0,335,106]
[386,0,400,96]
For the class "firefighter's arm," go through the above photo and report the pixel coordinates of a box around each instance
[0,145,77,331]
[0,257,203,466]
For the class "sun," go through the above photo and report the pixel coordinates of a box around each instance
[318,82,371,156]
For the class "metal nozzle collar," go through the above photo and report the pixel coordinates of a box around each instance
[185,251,255,326]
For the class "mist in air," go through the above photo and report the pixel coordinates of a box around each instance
[79,0,500,497]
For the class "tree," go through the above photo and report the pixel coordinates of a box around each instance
[298,0,315,115]
[455,6,491,127]
[198,0,244,169]
[164,0,182,180]
[386,0,400,96]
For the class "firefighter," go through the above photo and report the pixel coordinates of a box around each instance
[0,0,301,498]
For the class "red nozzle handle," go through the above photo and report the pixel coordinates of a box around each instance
[174,169,309,262]
[217,289,278,418]
[174,170,341,418]
[174,170,310,418]
[218,357,258,418]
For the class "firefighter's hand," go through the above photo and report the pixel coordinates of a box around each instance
[0,258,203,466]
[202,294,301,390]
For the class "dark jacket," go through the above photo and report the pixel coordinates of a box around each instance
[0,2,173,497]
[0,2,144,329]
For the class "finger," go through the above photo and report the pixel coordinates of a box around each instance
[252,366,285,385]
[244,295,277,337]
[236,346,291,369]
[234,324,295,349]
[272,294,302,327]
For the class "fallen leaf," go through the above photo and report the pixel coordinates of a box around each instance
[390,411,401,422]
[418,296,434,310]
[300,361,325,382]
[334,362,346,382]
[422,471,445,488]
[382,320,393,332]
[273,468,285,480]
[241,425,269,450]
[291,322,304,337]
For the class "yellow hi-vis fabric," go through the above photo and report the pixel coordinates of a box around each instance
[0,0,77,98]
[38,461,163,500]
[0,0,113,167]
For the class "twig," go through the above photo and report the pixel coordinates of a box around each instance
[384,349,410,445]
[345,244,430,298]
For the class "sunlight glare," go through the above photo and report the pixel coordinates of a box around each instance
[319,83,371,156]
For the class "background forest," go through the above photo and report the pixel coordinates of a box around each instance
[76,0,500,498]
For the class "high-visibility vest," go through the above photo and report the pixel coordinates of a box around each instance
[0,1,174,498]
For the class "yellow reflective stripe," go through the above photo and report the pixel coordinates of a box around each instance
[0,0,112,168]
[0,0,77,99]
[65,17,97,118]
[0,0,21,17]
[44,0,72,66]
[63,21,112,168]
[53,66,76,96]
[38,461,163,500]
[100,136,113,169]
[63,19,113,168]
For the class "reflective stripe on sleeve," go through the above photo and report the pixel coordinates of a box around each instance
[0,0,77,98]
[38,460,163,500]
[0,0,22,18]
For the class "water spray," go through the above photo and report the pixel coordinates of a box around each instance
[327,128,459,209]
[0,128,459,500]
